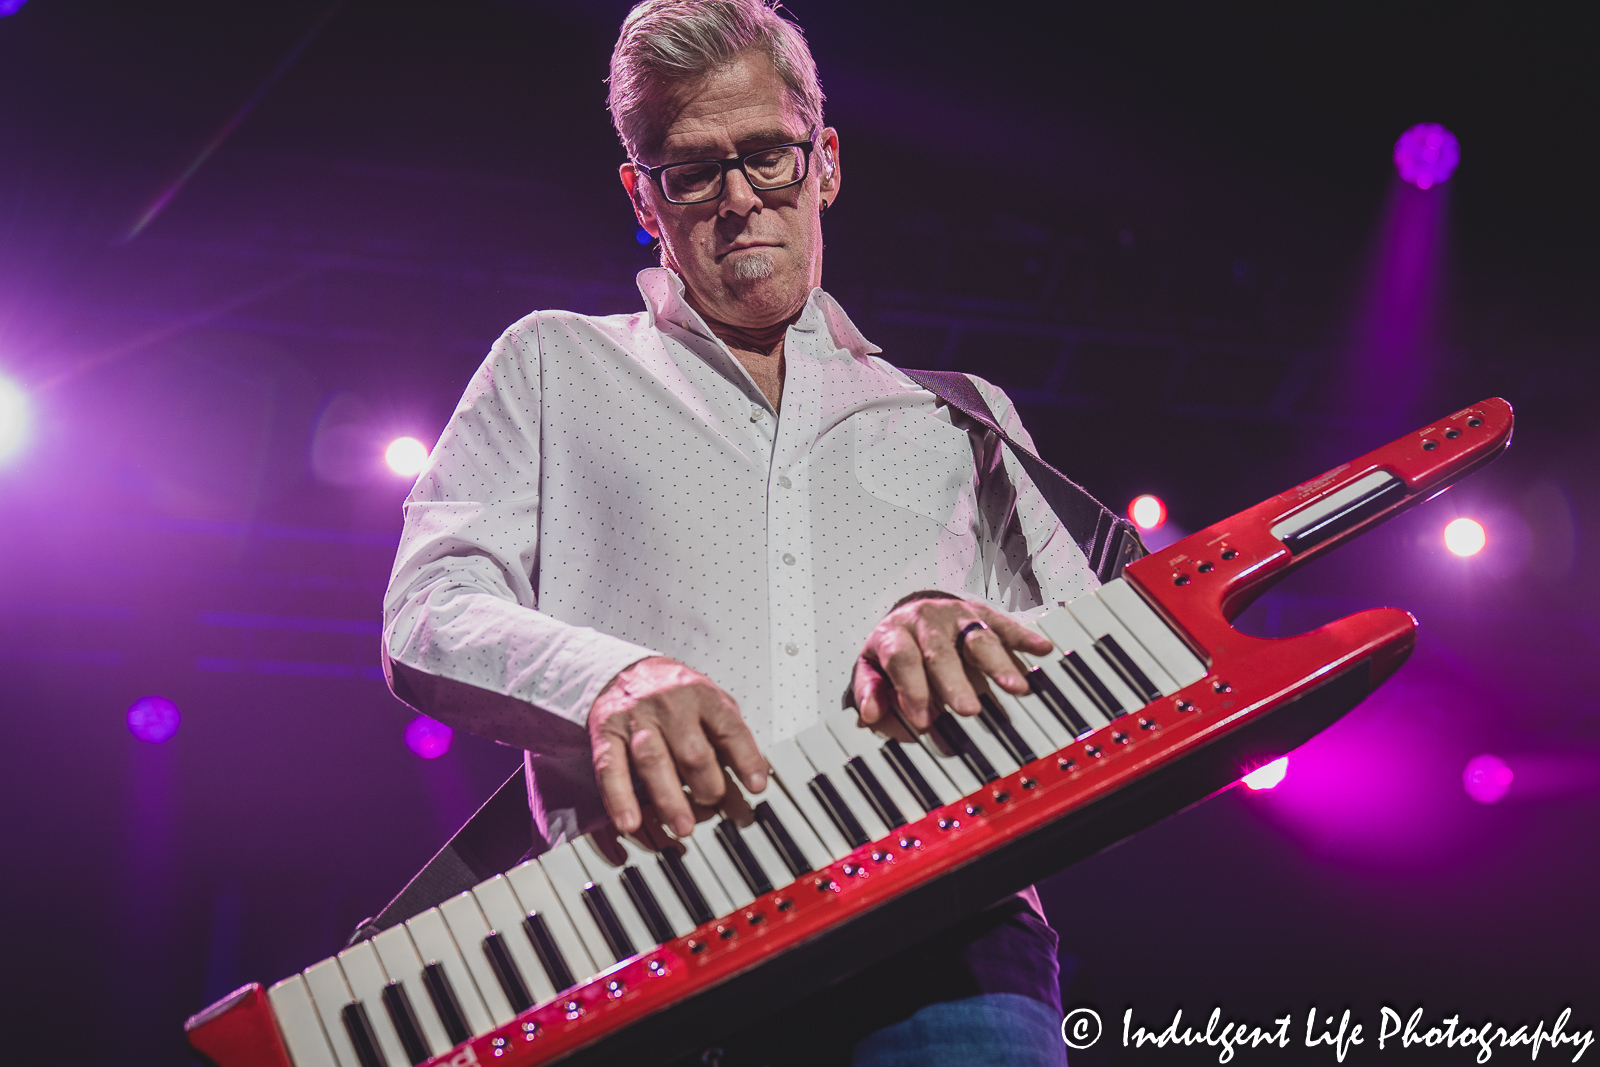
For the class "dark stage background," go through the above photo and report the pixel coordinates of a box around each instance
[1,2,1596,1064]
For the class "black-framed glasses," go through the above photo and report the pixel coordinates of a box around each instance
[635,135,816,205]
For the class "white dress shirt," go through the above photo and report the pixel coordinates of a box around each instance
[383,268,1096,846]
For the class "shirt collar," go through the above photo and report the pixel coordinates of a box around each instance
[636,267,881,361]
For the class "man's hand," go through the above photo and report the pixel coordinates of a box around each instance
[852,596,1054,737]
[589,656,766,839]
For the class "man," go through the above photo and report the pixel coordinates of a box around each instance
[383,2,1091,1062]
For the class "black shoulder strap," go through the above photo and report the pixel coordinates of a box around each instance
[900,368,1146,585]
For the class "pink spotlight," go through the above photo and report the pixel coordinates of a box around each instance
[0,372,29,463]
[1393,123,1460,190]
[127,695,181,743]
[1128,493,1167,531]
[1444,517,1486,557]
[404,715,453,759]
[385,436,430,477]
[1243,756,1288,791]
[1463,753,1513,804]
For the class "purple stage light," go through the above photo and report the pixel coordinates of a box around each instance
[1242,756,1289,791]
[1393,123,1460,190]
[1128,493,1167,531]
[0,0,29,16]
[1444,517,1486,557]
[405,715,453,759]
[636,228,653,245]
[1463,754,1513,804]
[0,373,29,462]
[127,695,182,744]
[385,436,430,476]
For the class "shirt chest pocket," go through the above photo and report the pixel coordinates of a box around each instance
[851,408,977,534]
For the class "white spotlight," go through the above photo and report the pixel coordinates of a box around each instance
[1444,517,1486,557]
[1129,494,1167,531]
[0,374,30,463]
[385,436,430,477]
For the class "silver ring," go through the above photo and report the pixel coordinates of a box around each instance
[956,620,990,655]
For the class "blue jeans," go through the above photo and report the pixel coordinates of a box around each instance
[852,992,1067,1066]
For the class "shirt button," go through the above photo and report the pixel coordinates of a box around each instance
[784,642,799,656]
[749,405,763,422]
[778,475,792,489]
[782,553,796,566]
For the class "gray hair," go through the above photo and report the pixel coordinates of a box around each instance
[608,0,825,162]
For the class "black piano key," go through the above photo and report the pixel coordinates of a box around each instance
[420,961,471,1048]
[753,800,813,878]
[380,982,431,1067]
[1061,651,1125,717]
[1094,635,1161,705]
[844,756,907,830]
[659,847,715,927]
[976,694,1037,766]
[1027,666,1093,736]
[808,774,870,848]
[340,1002,389,1067]
[522,912,577,993]
[481,931,533,1014]
[933,714,999,784]
[714,819,775,897]
[881,741,942,812]
[620,865,677,945]
[581,882,638,964]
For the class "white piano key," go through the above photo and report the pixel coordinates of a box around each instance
[268,975,341,1067]
[1098,578,1208,688]
[1067,592,1179,699]
[821,709,924,828]
[1035,606,1142,715]
[689,816,755,909]
[985,681,1064,757]
[766,739,852,861]
[370,925,450,1060]
[536,843,626,967]
[676,833,738,918]
[615,834,695,938]
[719,772,810,888]
[882,737,963,807]
[912,720,983,796]
[939,704,1020,778]
[336,941,413,1067]
[472,874,557,1007]
[437,892,516,1028]
[403,907,494,1039]
[572,835,657,956]
[301,957,362,1067]
[795,723,891,843]
[504,858,598,991]
[746,770,830,875]
[1017,646,1109,733]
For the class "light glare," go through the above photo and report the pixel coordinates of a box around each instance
[1243,757,1289,791]
[1129,493,1167,531]
[0,374,29,462]
[1462,754,1513,804]
[127,695,181,744]
[1444,517,1486,557]
[405,715,453,759]
[1393,123,1460,190]
[385,436,430,476]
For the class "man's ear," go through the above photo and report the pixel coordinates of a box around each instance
[619,163,661,239]
[818,127,841,204]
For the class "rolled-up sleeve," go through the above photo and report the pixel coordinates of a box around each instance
[382,316,660,728]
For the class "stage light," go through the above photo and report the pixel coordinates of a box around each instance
[404,715,453,759]
[1463,753,1512,804]
[1444,517,1486,557]
[0,373,29,462]
[1243,756,1288,791]
[385,436,429,477]
[1393,123,1460,190]
[127,695,182,744]
[0,0,30,17]
[635,228,653,246]
[1128,494,1167,531]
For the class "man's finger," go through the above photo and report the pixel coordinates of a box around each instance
[959,624,1029,695]
[702,698,768,795]
[876,628,935,728]
[663,717,726,808]
[988,611,1054,656]
[854,657,894,728]
[628,725,695,837]
[593,727,641,833]
[916,620,982,717]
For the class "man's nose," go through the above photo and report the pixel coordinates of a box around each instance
[717,167,763,218]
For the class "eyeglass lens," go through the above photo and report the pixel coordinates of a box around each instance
[660,146,807,203]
